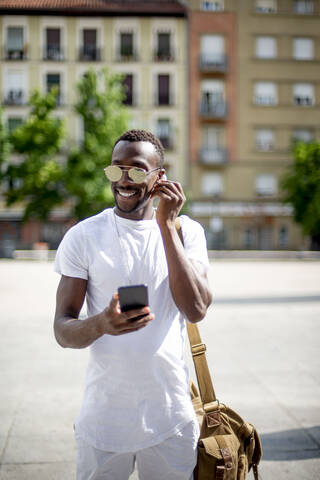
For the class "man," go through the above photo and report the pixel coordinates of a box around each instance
[54,129,212,479]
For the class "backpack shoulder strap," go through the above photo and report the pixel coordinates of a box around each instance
[174,217,218,408]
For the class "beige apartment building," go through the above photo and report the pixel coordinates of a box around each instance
[188,0,320,249]
[0,0,188,253]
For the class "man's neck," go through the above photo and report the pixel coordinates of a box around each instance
[114,204,155,221]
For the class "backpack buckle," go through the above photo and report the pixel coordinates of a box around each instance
[191,343,206,356]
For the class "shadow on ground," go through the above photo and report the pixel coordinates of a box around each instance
[261,426,320,461]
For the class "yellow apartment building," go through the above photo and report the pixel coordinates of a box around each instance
[187,0,320,249]
[0,0,188,252]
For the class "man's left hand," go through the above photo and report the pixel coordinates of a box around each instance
[151,179,186,226]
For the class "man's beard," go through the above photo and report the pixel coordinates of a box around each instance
[114,188,153,214]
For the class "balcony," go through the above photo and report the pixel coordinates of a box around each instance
[293,96,314,106]
[3,90,25,106]
[117,50,138,62]
[153,49,175,62]
[199,54,227,72]
[43,45,64,61]
[200,148,227,165]
[200,101,227,118]
[4,47,27,60]
[79,46,101,61]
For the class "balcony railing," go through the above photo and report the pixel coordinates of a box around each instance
[293,96,314,106]
[200,148,227,165]
[43,45,64,61]
[200,101,227,118]
[153,49,175,62]
[4,47,27,60]
[3,90,25,105]
[199,54,227,72]
[117,50,138,62]
[79,46,101,61]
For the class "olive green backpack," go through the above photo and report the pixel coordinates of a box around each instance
[187,321,262,480]
[175,218,262,479]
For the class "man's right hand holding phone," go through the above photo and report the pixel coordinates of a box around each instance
[98,293,154,336]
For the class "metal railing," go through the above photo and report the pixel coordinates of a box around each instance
[43,45,64,61]
[79,46,101,61]
[199,54,227,72]
[4,47,27,60]
[200,147,227,165]
[3,90,25,105]
[153,49,175,62]
[200,101,227,118]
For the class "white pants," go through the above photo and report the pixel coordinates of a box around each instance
[75,421,199,480]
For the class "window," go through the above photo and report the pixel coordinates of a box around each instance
[293,38,314,60]
[155,33,172,61]
[255,174,277,196]
[157,119,171,149]
[201,1,224,11]
[201,126,226,163]
[293,1,313,14]
[200,35,226,69]
[201,80,226,116]
[255,36,277,59]
[202,173,223,197]
[80,29,99,61]
[243,228,256,249]
[292,128,313,142]
[256,129,275,151]
[279,226,288,248]
[6,26,25,60]
[122,74,133,106]
[46,73,61,104]
[293,83,314,105]
[256,0,277,13]
[157,74,170,105]
[45,28,62,60]
[254,82,277,105]
[4,71,25,105]
[7,117,23,133]
[120,32,135,59]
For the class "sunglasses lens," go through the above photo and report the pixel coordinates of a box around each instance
[104,166,122,182]
[129,168,146,184]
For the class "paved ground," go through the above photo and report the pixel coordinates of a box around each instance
[0,259,319,480]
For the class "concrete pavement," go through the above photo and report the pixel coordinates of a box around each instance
[0,259,319,479]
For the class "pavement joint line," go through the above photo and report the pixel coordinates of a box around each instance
[0,396,24,470]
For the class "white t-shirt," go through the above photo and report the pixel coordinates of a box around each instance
[54,208,210,452]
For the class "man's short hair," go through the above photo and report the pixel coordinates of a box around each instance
[113,129,164,167]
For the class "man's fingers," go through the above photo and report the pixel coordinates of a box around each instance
[109,293,120,313]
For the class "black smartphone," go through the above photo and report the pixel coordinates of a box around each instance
[118,284,149,321]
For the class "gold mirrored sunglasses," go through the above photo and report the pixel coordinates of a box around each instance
[104,165,160,184]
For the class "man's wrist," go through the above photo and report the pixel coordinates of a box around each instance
[94,312,106,337]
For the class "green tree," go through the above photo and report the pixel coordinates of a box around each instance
[4,88,65,221]
[281,141,320,250]
[0,108,11,185]
[66,68,129,220]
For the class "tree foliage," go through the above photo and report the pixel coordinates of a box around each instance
[66,68,129,220]
[281,141,320,249]
[4,89,65,221]
[0,108,11,184]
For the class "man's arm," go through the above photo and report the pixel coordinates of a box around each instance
[54,275,154,349]
[152,180,212,324]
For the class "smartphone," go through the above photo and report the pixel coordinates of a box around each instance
[118,284,149,321]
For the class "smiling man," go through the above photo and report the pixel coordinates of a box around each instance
[54,130,212,480]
